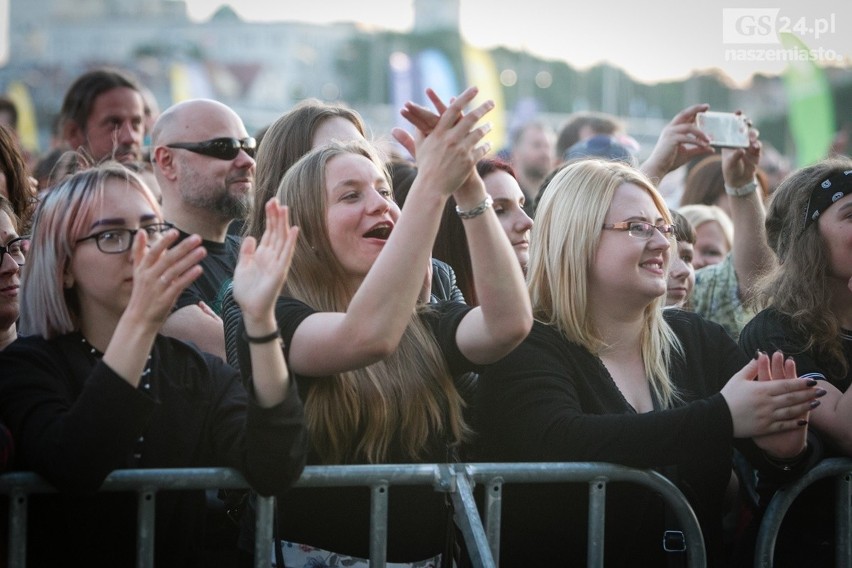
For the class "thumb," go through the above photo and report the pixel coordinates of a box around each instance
[734,357,759,382]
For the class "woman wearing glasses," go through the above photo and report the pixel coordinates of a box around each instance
[0,196,26,350]
[473,159,824,566]
[0,162,307,566]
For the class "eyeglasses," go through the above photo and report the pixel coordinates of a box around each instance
[0,236,29,266]
[166,137,257,160]
[76,223,175,254]
[602,221,676,239]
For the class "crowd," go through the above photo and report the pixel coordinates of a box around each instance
[0,66,849,567]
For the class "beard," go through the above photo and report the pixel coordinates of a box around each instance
[181,170,253,221]
[522,162,550,181]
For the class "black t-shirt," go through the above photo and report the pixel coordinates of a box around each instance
[174,230,241,316]
[236,297,477,561]
[740,307,852,392]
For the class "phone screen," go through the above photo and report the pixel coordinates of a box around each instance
[696,112,749,148]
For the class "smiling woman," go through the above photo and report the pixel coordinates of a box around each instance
[232,87,532,566]
[474,158,824,566]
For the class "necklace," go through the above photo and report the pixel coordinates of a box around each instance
[80,334,153,465]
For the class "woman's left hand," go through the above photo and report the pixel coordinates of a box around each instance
[232,199,299,323]
[752,351,811,459]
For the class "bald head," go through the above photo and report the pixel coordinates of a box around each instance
[151,99,245,146]
[151,99,255,240]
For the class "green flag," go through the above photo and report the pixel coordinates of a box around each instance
[780,32,835,167]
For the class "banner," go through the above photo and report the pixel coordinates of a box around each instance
[779,32,835,167]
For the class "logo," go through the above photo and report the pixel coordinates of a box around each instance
[723,9,780,44]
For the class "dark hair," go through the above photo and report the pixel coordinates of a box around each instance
[386,157,418,208]
[0,124,35,230]
[32,148,81,192]
[431,158,516,305]
[755,157,852,378]
[669,209,696,244]
[533,162,569,217]
[59,68,142,135]
[556,112,622,160]
[681,153,769,207]
[246,99,367,238]
[0,97,18,130]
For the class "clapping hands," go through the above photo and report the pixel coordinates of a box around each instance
[232,199,299,325]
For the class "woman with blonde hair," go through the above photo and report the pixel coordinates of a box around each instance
[474,158,823,566]
[235,88,532,565]
[0,162,307,566]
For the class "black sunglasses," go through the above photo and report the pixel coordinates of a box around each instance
[166,137,257,160]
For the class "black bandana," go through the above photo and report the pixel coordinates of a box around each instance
[803,169,852,230]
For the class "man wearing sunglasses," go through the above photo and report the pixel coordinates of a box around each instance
[150,99,256,360]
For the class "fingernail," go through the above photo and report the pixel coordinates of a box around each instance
[815,388,827,398]
[805,378,818,387]
[797,419,808,426]
[810,400,821,409]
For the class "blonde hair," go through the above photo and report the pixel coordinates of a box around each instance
[19,162,160,338]
[276,139,468,463]
[677,204,734,250]
[529,159,682,408]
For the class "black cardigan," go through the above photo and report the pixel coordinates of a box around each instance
[0,332,307,567]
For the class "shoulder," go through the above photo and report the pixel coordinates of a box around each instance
[739,307,795,349]
[664,308,741,357]
[225,234,242,253]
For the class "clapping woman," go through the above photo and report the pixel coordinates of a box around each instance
[236,87,532,565]
[474,159,823,566]
[0,162,307,566]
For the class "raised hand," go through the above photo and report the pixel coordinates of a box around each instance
[639,103,714,183]
[752,351,814,459]
[232,198,299,325]
[722,117,762,188]
[125,228,205,329]
[393,86,493,196]
[720,353,823,438]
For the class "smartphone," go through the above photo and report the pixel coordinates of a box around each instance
[695,111,750,148]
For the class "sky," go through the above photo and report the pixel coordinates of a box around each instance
[183,0,849,86]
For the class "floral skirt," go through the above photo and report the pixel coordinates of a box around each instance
[275,540,441,568]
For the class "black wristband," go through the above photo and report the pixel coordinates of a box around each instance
[242,329,281,344]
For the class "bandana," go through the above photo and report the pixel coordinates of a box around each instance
[803,169,852,230]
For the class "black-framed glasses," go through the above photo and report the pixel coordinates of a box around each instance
[602,221,676,239]
[166,137,257,160]
[75,223,175,254]
[0,236,29,266]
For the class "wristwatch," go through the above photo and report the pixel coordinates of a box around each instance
[725,179,758,197]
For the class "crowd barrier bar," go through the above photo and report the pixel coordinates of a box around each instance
[754,457,852,568]
[2,462,707,568]
[463,462,707,567]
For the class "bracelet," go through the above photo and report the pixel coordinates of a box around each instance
[242,328,281,344]
[725,180,758,197]
[456,195,493,220]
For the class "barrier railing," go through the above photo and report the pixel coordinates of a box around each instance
[754,457,852,568]
[1,462,707,568]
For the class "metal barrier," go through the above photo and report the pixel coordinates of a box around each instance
[754,457,852,568]
[1,462,707,568]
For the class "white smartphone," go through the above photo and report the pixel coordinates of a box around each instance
[695,111,750,148]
